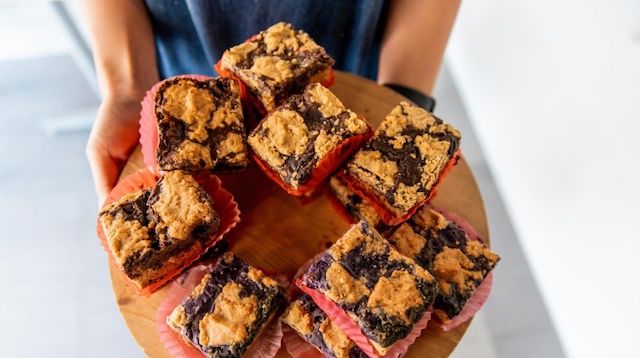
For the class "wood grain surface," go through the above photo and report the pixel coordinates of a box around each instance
[109,71,490,357]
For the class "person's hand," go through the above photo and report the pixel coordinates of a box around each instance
[86,96,142,205]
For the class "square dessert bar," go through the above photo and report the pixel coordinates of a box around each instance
[339,101,461,225]
[301,221,438,355]
[167,253,285,358]
[387,207,499,324]
[219,22,335,112]
[328,176,388,232]
[248,83,371,194]
[282,294,367,358]
[99,171,220,289]
[155,76,249,171]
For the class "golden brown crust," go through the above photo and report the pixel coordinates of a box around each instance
[345,102,461,215]
[328,221,386,261]
[388,223,426,259]
[155,77,249,171]
[282,300,314,336]
[433,247,484,295]
[319,318,353,358]
[325,262,370,305]
[367,270,425,324]
[151,171,215,242]
[220,22,334,111]
[248,83,369,189]
[198,282,259,346]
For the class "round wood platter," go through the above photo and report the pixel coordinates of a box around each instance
[110,71,489,357]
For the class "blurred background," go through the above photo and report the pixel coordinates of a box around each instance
[0,1,638,357]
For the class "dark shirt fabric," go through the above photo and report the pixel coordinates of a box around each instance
[145,0,388,80]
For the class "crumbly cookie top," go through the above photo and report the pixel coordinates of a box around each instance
[220,22,334,111]
[346,102,461,214]
[248,83,369,188]
[167,253,285,356]
[150,171,215,242]
[303,221,437,354]
[99,190,154,267]
[99,171,220,284]
[282,295,363,358]
[198,282,259,346]
[388,207,500,321]
[155,77,248,171]
[282,299,314,336]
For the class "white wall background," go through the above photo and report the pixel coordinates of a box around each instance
[446,1,640,357]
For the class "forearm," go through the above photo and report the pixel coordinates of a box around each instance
[81,0,159,102]
[378,0,461,96]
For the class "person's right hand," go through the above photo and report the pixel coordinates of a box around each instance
[86,96,143,205]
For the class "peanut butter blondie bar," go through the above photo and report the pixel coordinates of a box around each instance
[248,83,371,195]
[282,294,367,358]
[218,22,335,112]
[300,221,437,355]
[155,76,249,171]
[167,253,285,357]
[99,171,220,289]
[387,207,499,324]
[339,102,461,225]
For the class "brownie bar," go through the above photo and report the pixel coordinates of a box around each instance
[328,176,389,233]
[341,102,461,222]
[282,294,367,358]
[155,76,249,171]
[219,22,335,112]
[99,171,220,289]
[167,253,286,358]
[302,221,437,355]
[248,83,370,191]
[387,207,499,323]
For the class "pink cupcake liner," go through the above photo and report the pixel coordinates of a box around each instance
[139,74,214,170]
[281,325,324,358]
[430,207,495,331]
[297,280,432,358]
[96,168,241,296]
[156,264,284,358]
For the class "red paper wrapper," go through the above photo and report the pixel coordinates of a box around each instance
[282,325,324,358]
[430,207,495,331]
[96,168,241,296]
[139,74,214,170]
[297,280,432,358]
[156,264,284,358]
[338,149,462,226]
[252,126,373,196]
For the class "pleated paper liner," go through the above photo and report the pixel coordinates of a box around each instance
[337,149,462,226]
[430,207,495,331]
[156,263,286,358]
[96,168,241,296]
[251,125,373,197]
[138,74,216,170]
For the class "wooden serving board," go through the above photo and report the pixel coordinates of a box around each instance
[110,71,490,357]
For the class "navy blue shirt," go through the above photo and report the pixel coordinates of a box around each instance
[145,0,388,80]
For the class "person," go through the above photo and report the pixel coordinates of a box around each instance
[82,0,461,203]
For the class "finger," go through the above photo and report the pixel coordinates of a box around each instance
[86,144,120,206]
